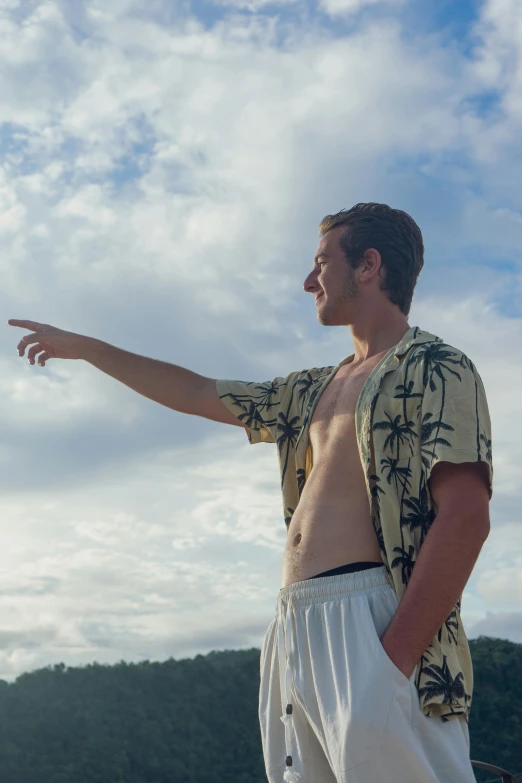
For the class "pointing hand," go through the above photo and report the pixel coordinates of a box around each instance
[8,319,86,366]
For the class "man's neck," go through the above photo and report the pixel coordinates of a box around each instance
[349,321,411,365]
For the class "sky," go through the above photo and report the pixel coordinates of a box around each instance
[0,0,521,682]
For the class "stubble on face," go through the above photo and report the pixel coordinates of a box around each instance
[318,263,359,326]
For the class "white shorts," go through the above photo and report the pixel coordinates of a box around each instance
[259,565,476,783]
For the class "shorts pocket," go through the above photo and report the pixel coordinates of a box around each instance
[360,591,416,735]
[361,591,416,688]
[295,597,401,773]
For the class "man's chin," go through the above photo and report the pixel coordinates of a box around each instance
[316,301,330,324]
[317,308,345,327]
[317,311,333,326]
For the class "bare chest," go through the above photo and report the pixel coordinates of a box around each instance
[309,358,383,451]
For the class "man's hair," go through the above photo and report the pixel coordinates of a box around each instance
[319,203,424,317]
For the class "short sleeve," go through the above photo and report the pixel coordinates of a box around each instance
[420,353,493,499]
[216,376,289,444]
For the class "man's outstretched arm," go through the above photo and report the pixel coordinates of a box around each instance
[8,319,244,428]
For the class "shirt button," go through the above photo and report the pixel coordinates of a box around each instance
[286,703,293,714]
[286,755,293,766]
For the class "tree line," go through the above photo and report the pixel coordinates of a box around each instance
[0,635,519,783]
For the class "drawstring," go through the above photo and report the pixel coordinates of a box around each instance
[277,595,301,783]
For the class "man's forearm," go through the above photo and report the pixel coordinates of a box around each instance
[380,509,489,678]
[81,339,207,414]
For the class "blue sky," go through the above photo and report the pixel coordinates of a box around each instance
[0,0,521,681]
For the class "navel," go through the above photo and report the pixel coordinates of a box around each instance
[293,533,302,547]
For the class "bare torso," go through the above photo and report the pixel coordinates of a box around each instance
[281,351,389,587]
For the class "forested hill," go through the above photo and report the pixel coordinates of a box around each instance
[0,635,519,783]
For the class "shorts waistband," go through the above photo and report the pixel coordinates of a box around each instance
[276,564,392,611]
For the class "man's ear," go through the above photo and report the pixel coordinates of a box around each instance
[361,248,382,281]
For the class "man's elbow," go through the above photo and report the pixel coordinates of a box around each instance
[479,511,491,542]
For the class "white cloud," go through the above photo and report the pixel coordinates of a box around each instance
[472,0,522,102]
[0,170,26,234]
[0,433,282,679]
[0,2,473,313]
[187,444,286,551]
[216,0,299,10]
[319,0,402,16]
[0,354,141,429]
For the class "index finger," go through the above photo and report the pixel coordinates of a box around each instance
[8,319,44,331]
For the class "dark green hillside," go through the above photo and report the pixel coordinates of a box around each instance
[0,637,519,783]
[468,636,522,781]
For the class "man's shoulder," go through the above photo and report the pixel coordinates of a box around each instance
[401,332,478,376]
[381,332,485,404]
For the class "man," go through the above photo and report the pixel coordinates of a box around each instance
[9,202,493,783]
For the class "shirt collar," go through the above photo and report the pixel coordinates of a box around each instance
[338,326,439,371]
[392,325,440,359]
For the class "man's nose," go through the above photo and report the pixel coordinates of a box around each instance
[303,272,317,293]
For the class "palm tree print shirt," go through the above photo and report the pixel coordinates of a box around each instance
[216,326,493,723]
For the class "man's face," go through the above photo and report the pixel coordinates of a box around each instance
[303,226,359,326]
